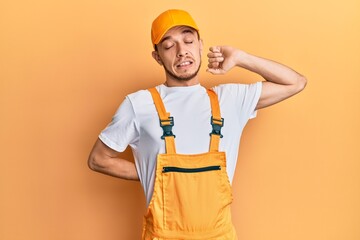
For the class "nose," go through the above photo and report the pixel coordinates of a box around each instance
[176,44,188,58]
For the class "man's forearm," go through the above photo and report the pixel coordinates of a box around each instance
[235,50,306,86]
[88,155,139,181]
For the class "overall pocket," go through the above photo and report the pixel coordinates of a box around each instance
[161,163,232,232]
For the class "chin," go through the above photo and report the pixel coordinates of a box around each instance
[177,72,198,81]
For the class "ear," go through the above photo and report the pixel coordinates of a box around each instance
[152,51,163,66]
[199,39,204,54]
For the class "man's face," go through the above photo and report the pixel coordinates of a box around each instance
[152,26,203,82]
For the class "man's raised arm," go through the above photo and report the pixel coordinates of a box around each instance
[207,46,307,109]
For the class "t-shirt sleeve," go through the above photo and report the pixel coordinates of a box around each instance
[241,81,262,119]
[213,81,262,120]
[99,97,140,152]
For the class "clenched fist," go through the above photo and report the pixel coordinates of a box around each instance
[206,46,244,75]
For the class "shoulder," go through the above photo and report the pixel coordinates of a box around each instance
[211,82,262,119]
[211,82,262,99]
[212,82,262,93]
[127,88,152,103]
[126,86,159,116]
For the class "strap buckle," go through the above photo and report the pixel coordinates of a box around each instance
[210,116,224,138]
[160,117,175,139]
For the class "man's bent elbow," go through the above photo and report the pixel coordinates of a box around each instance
[289,75,307,97]
[87,155,96,171]
[88,154,103,172]
[296,75,307,93]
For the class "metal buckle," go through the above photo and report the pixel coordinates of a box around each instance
[160,117,175,139]
[210,116,224,138]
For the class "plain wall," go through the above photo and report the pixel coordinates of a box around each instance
[1,0,359,239]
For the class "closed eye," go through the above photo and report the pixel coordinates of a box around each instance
[164,44,174,50]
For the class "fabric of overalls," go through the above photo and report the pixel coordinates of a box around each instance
[142,87,237,240]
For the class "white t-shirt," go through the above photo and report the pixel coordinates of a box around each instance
[99,82,262,206]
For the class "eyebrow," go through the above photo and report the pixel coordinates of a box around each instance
[159,29,196,44]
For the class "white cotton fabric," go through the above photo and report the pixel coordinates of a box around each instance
[99,82,262,207]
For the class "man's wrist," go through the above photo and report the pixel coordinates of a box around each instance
[235,50,250,68]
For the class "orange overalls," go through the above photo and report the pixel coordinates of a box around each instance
[142,87,237,240]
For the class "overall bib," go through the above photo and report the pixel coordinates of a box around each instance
[142,87,237,240]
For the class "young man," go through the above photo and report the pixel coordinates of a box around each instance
[88,9,306,239]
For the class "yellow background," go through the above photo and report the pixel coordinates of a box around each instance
[1,0,359,239]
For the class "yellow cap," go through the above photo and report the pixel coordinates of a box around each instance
[151,9,199,46]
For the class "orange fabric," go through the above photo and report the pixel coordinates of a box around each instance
[151,9,200,46]
[149,87,176,154]
[144,88,236,239]
[206,89,221,120]
[149,88,171,120]
[164,137,176,155]
[209,134,221,153]
[207,89,223,153]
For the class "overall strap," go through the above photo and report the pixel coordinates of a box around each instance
[148,88,176,154]
[206,89,224,152]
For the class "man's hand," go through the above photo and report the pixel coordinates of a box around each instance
[206,46,242,74]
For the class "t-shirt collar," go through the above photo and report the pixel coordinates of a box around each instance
[160,83,202,93]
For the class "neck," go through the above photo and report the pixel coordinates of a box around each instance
[164,76,200,87]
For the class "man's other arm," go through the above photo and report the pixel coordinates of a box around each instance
[88,138,139,181]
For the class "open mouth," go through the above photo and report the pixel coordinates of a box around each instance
[176,60,193,68]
